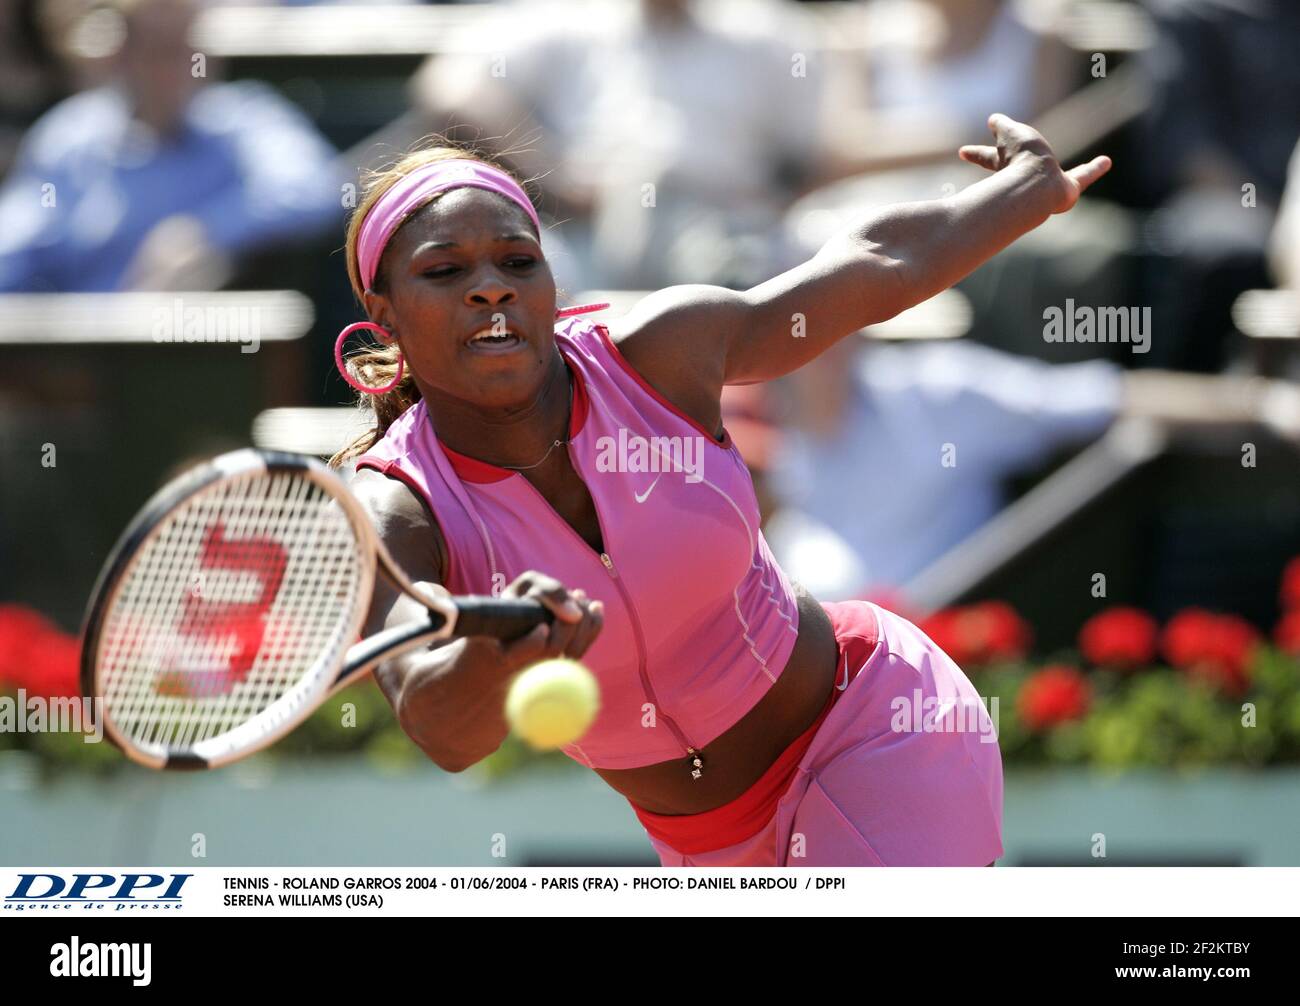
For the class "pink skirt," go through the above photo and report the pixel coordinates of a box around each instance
[644,601,1005,866]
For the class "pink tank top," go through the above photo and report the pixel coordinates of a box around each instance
[355,317,800,770]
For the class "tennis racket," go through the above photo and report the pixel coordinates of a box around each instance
[81,448,552,771]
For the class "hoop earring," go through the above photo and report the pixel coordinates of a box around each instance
[334,321,405,395]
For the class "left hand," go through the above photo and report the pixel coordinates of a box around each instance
[958,113,1112,215]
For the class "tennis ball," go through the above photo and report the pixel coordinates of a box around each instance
[505,658,600,750]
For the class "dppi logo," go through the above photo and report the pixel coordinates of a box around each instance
[4,873,191,912]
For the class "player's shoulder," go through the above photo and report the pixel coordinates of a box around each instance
[570,292,731,439]
[595,285,746,377]
[553,312,618,366]
[348,465,432,533]
[348,465,447,582]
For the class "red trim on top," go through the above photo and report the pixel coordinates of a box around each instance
[592,323,733,449]
[438,443,514,484]
[568,348,590,435]
[354,457,454,586]
[555,301,610,319]
[438,352,589,484]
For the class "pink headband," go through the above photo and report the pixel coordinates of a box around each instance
[356,159,542,292]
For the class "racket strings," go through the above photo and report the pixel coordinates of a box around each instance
[98,469,367,754]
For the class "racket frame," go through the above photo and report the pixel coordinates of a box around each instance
[80,449,460,770]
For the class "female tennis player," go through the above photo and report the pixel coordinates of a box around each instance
[331,116,1110,866]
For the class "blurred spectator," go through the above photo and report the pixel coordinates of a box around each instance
[722,383,871,601]
[1270,138,1300,292]
[820,0,1078,177]
[765,333,1287,593]
[1135,0,1300,371]
[769,337,1123,591]
[786,0,1109,365]
[1138,0,1300,204]
[0,0,68,174]
[0,0,342,293]
[411,0,830,290]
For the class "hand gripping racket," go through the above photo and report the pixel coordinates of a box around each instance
[80,448,552,770]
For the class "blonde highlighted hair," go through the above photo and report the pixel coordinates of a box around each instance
[330,139,538,468]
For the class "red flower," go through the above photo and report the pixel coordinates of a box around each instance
[0,603,82,698]
[0,604,54,690]
[918,609,958,654]
[1274,610,1300,656]
[1078,607,1159,669]
[1161,608,1260,696]
[1018,664,1091,731]
[920,601,1031,666]
[1281,557,1300,611]
[28,631,82,699]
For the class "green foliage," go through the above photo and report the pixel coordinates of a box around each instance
[9,648,1300,778]
[967,647,1300,770]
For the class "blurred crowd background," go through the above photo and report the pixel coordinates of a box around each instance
[3,0,1300,864]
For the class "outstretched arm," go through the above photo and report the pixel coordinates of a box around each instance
[610,115,1111,426]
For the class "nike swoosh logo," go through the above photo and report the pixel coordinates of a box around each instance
[835,653,849,691]
[634,475,662,504]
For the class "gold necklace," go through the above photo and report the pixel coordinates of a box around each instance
[498,372,574,472]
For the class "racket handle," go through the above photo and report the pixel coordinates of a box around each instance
[453,597,554,641]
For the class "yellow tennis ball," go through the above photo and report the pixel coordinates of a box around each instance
[505,658,600,750]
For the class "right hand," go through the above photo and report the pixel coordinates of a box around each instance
[391,573,603,769]
[496,570,604,665]
[408,571,603,685]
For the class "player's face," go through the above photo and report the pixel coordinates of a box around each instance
[368,188,556,410]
